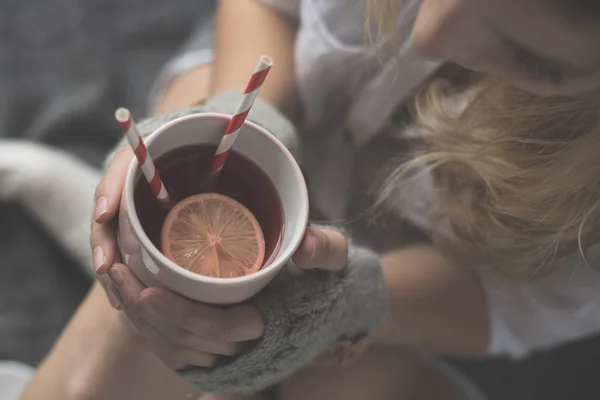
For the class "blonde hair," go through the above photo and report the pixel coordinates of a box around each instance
[369,0,600,279]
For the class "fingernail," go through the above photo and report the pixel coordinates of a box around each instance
[94,196,108,221]
[107,286,122,309]
[93,246,106,272]
[107,266,125,286]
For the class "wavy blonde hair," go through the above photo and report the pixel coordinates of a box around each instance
[369,0,600,279]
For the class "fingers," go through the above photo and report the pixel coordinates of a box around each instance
[96,273,120,309]
[90,147,133,275]
[94,146,133,223]
[90,219,118,275]
[106,264,261,357]
[136,318,220,369]
[139,288,264,343]
[292,227,348,271]
[106,263,145,314]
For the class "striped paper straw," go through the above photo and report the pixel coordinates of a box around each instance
[208,55,273,178]
[115,108,174,209]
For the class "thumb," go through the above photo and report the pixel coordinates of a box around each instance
[292,227,348,271]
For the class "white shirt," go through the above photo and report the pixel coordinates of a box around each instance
[263,0,440,219]
[260,0,600,359]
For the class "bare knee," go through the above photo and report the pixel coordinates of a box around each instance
[152,64,213,115]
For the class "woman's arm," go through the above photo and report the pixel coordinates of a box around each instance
[156,0,300,119]
[375,244,490,357]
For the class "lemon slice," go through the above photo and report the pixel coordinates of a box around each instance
[161,193,265,278]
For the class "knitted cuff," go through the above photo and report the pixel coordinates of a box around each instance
[103,91,299,169]
[178,237,389,394]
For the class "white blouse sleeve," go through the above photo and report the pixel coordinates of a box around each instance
[483,250,600,359]
[258,0,301,20]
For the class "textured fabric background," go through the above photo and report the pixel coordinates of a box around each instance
[0,0,216,365]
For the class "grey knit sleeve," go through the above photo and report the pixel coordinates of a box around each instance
[103,91,299,169]
[178,237,389,394]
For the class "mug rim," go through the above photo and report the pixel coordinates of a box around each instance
[123,112,309,286]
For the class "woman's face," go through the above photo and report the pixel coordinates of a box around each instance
[412,0,600,95]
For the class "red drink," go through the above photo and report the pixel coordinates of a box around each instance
[134,144,284,268]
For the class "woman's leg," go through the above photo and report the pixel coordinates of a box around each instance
[152,64,213,114]
[280,346,474,400]
[20,282,203,400]
[20,282,475,400]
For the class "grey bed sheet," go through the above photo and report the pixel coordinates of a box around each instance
[1,1,600,399]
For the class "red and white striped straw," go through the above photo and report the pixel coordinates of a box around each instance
[208,55,273,177]
[115,108,174,209]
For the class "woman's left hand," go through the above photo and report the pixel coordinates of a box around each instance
[106,227,348,369]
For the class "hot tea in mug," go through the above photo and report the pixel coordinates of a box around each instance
[134,144,284,278]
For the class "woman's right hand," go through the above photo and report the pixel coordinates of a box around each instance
[90,144,133,307]
[90,147,268,369]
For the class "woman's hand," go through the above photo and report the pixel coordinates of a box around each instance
[90,147,348,368]
[90,144,342,272]
[90,144,133,308]
[105,262,261,369]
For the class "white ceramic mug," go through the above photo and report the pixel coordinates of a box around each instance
[118,113,308,305]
